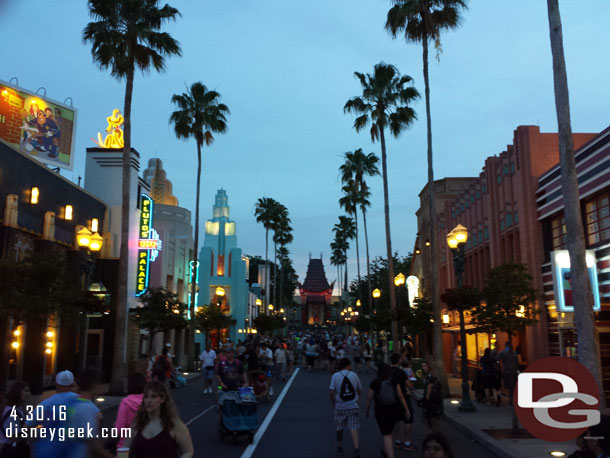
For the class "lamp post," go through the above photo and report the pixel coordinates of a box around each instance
[76,226,103,373]
[446,224,475,412]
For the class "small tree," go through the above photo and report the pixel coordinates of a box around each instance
[404,296,435,336]
[195,305,231,347]
[135,287,188,351]
[471,262,538,350]
[253,315,284,336]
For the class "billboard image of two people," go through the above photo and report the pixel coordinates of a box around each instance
[0,81,76,170]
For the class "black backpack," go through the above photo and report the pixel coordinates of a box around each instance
[339,372,356,402]
[377,379,396,406]
[152,356,168,377]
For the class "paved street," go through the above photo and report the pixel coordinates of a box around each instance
[102,369,500,457]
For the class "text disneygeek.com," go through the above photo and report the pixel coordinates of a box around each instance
[4,425,131,442]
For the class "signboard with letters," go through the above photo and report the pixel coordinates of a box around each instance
[136,194,162,296]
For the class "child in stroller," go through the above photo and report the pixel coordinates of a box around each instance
[170,366,188,388]
[249,370,270,402]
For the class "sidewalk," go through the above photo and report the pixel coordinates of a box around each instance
[414,376,578,458]
[31,371,202,412]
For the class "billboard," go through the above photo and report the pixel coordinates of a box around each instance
[0,81,76,170]
[551,250,601,312]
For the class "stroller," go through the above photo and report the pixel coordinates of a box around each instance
[218,388,258,444]
[170,366,188,388]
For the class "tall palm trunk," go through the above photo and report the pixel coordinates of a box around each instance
[344,254,348,295]
[378,125,399,348]
[354,210,361,291]
[422,34,448,392]
[547,0,604,407]
[273,241,278,308]
[186,141,202,371]
[110,62,134,394]
[264,229,269,315]
[362,208,373,315]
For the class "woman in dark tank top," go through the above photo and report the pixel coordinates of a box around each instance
[125,381,193,458]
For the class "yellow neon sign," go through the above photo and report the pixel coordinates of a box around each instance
[93,109,124,148]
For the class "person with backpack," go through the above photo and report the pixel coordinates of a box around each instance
[365,363,410,458]
[420,361,443,434]
[152,347,174,387]
[329,357,362,458]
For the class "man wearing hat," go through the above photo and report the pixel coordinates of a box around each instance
[37,369,77,403]
[216,347,246,392]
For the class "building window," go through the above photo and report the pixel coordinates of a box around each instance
[506,212,513,228]
[497,174,502,185]
[484,226,489,240]
[470,195,475,204]
[552,214,567,249]
[500,218,505,232]
[451,210,455,219]
[511,163,516,174]
[476,191,481,199]
[585,193,610,245]
[514,211,519,224]
[466,200,470,209]
[503,165,509,176]
[478,230,483,244]
[482,184,487,194]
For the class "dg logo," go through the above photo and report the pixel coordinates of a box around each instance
[514,356,601,442]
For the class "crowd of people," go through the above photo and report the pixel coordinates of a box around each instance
[1,331,608,458]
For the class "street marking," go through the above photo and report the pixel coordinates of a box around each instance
[240,368,300,458]
[185,404,215,426]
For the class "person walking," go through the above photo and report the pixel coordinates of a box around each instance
[305,339,318,371]
[499,342,518,405]
[0,381,31,458]
[114,372,146,450]
[152,347,174,388]
[329,357,362,458]
[389,354,416,451]
[274,344,288,382]
[125,381,193,457]
[217,348,247,392]
[362,344,372,373]
[199,344,217,394]
[420,361,443,434]
[480,349,499,406]
[365,363,410,458]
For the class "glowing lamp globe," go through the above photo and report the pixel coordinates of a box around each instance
[372,288,381,299]
[89,232,103,252]
[394,272,406,287]
[76,227,92,248]
[215,286,226,297]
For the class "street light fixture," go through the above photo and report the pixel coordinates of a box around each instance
[356,300,361,307]
[77,227,92,248]
[446,223,475,412]
[268,304,274,311]
[394,272,405,287]
[425,239,431,247]
[215,286,226,297]
[372,288,381,299]
[89,233,103,252]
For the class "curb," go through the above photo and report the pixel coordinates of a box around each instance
[412,390,513,458]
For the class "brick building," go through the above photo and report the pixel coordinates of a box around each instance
[414,125,596,373]
[536,126,610,402]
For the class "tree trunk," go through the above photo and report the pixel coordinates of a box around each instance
[547,0,604,407]
[354,209,361,288]
[186,141,202,371]
[378,125,399,349]
[265,228,269,315]
[362,208,373,315]
[273,240,278,309]
[110,62,134,395]
[422,35,448,394]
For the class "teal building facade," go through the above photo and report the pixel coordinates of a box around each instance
[198,189,248,344]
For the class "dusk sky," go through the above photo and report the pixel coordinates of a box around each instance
[1,1,608,289]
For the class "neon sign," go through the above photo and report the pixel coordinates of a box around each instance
[93,109,124,149]
[135,194,162,296]
[187,260,200,319]
[551,250,600,312]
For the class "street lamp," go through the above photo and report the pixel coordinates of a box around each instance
[215,286,226,297]
[372,288,381,299]
[394,272,405,287]
[356,299,361,307]
[446,223,474,412]
[76,225,103,373]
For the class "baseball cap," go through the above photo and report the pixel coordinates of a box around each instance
[55,370,74,386]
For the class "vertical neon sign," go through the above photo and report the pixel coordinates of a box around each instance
[136,194,153,296]
[187,260,199,319]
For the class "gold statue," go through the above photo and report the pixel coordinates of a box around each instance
[93,109,124,148]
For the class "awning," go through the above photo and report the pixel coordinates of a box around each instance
[442,324,478,334]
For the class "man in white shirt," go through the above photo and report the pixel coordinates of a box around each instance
[274,345,288,382]
[199,344,217,394]
[259,343,275,395]
[329,358,362,457]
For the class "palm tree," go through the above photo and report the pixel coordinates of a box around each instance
[255,197,280,312]
[276,234,293,310]
[546,0,604,405]
[83,0,181,393]
[339,180,361,287]
[333,216,356,296]
[272,205,291,307]
[169,82,229,371]
[339,149,380,312]
[344,63,419,346]
[330,242,347,296]
[386,0,466,388]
